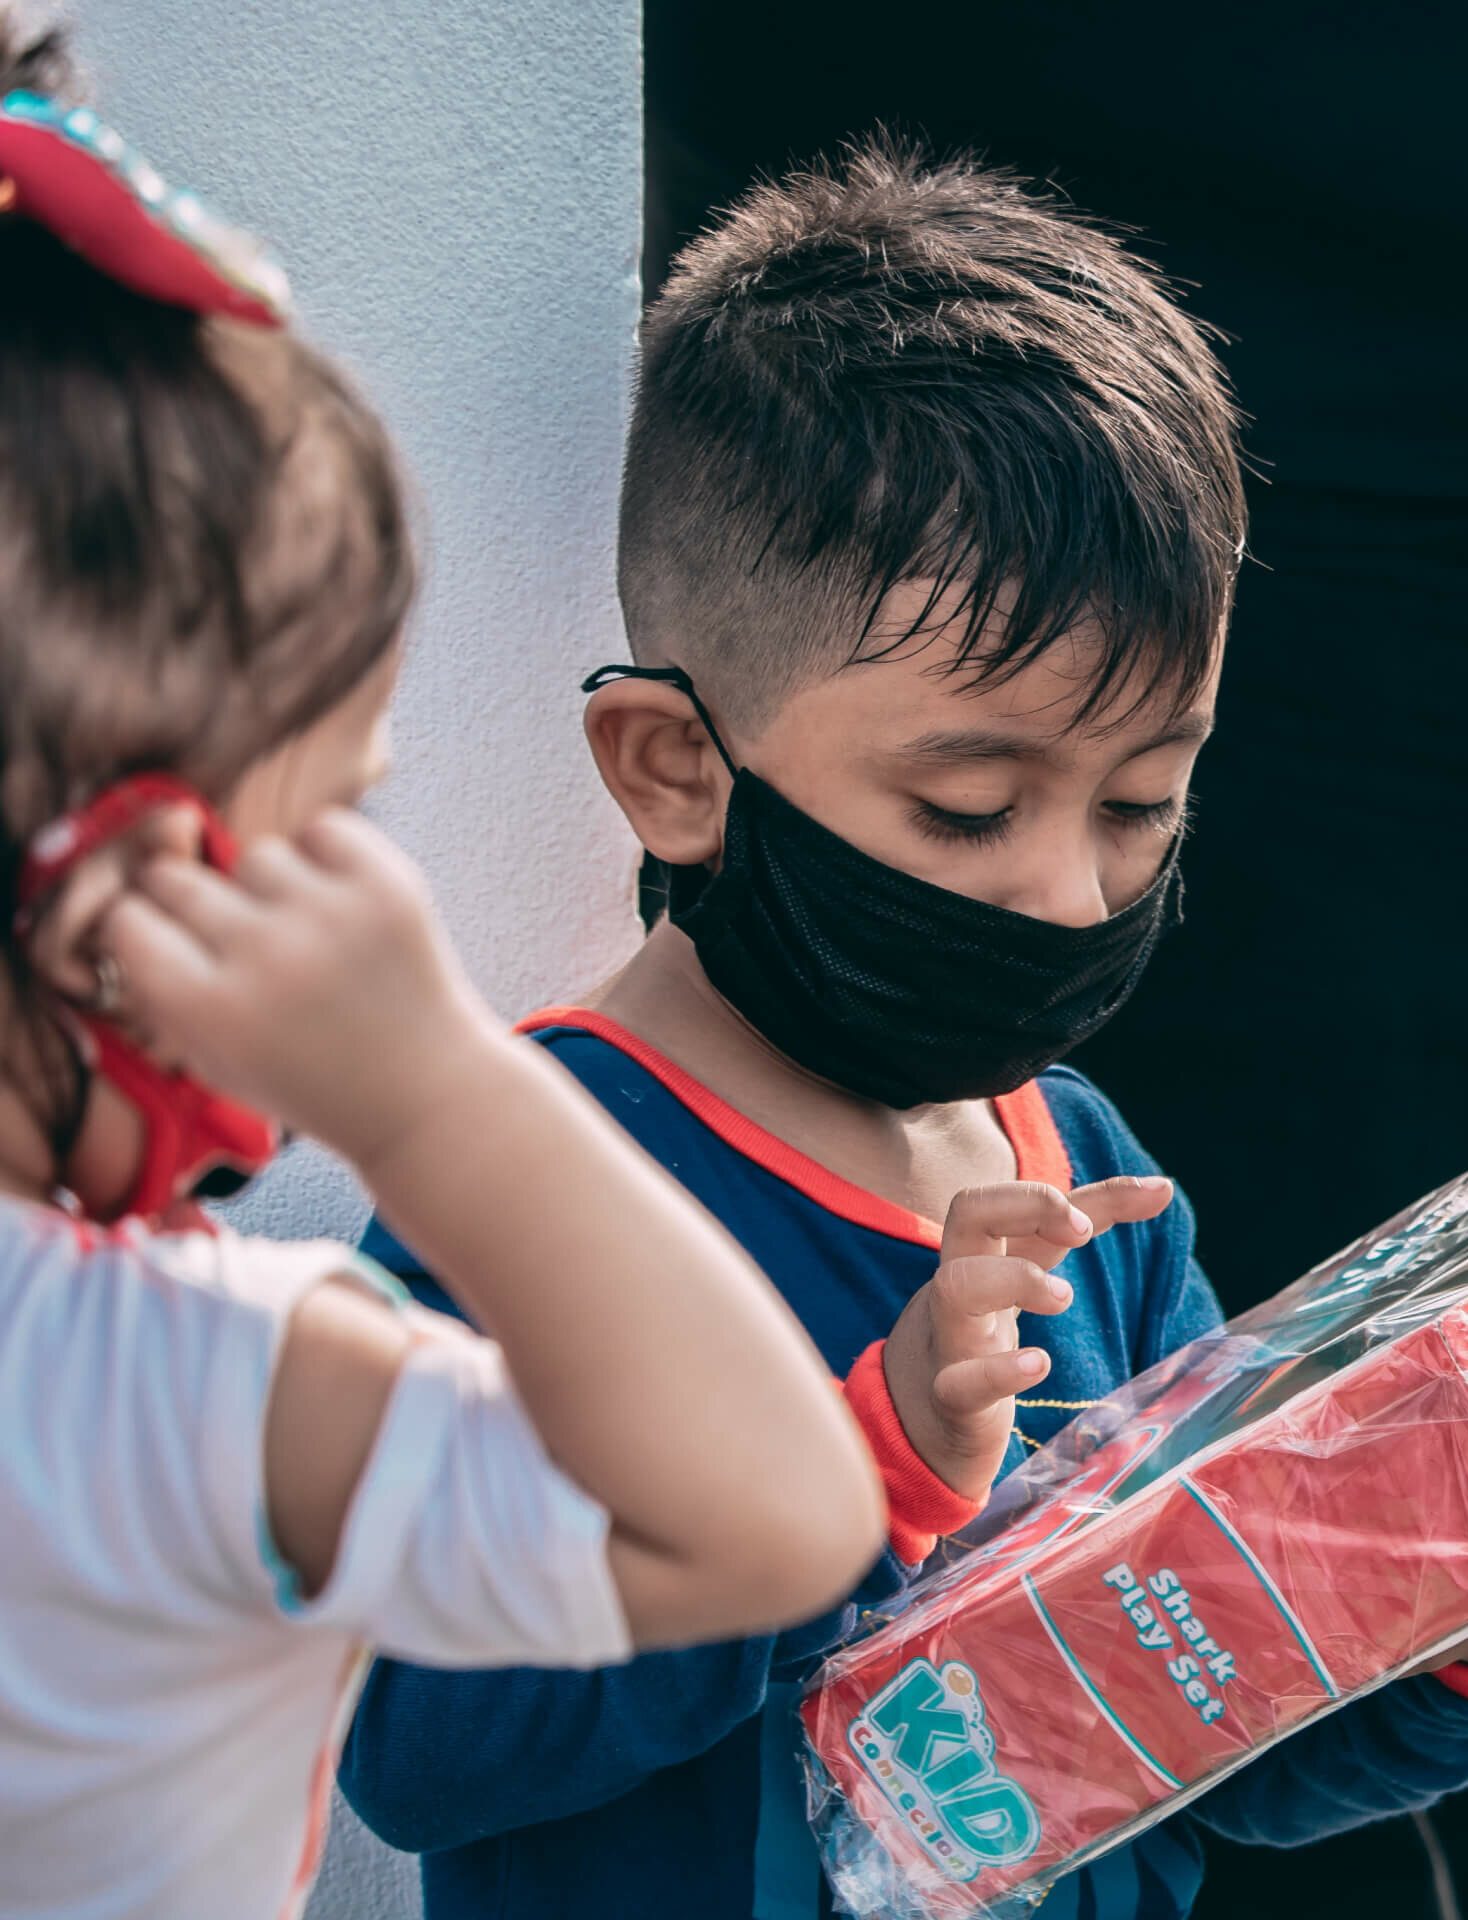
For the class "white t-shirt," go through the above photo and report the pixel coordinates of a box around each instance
[0,1197,630,1919]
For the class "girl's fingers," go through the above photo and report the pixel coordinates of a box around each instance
[296,806,387,874]
[128,856,260,957]
[940,1182,1094,1266]
[101,891,218,1023]
[932,1347,1050,1416]
[233,833,325,903]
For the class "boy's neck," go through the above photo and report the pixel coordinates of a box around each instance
[581,920,1017,1223]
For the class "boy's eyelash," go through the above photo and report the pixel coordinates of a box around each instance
[1107,795,1196,839]
[1106,797,1184,831]
[911,802,1014,846]
[911,795,1193,846]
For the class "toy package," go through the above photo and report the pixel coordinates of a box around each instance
[800,1173,1468,1917]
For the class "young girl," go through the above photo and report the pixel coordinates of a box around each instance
[0,20,882,1918]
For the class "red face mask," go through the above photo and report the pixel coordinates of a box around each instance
[14,774,281,1224]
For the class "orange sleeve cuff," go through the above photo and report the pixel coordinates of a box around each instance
[842,1338,986,1566]
[1432,1664,1468,1701]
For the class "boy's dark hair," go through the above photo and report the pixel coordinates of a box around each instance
[0,12,414,1131]
[619,137,1245,732]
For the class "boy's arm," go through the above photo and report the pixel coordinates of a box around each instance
[342,1627,848,1854]
[339,1255,916,1854]
[338,1175,1172,1852]
[342,1639,778,1853]
[1188,1674,1468,1846]
[342,1548,917,1859]
[1139,1189,1468,1843]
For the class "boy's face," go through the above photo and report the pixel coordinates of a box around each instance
[733,584,1219,926]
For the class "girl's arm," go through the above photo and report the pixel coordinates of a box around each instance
[107,810,885,1646]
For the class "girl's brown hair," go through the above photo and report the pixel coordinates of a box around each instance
[0,15,415,867]
[0,11,415,1130]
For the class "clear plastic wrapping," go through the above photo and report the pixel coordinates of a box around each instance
[800,1173,1468,1917]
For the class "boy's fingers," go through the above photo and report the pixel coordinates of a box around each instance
[933,1255,1072,1330]
[932,1347,1050,1417]
[1003,1175,1174,1270]
[1069,1176,1174,1237]
[129,856,261,956]
[940,1182,1094,1265]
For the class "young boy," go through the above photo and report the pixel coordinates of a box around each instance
[340,142,1468,1920]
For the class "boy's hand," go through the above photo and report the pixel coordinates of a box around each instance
[102,808,489,1170]
[882,1177,1174,1502]
[1404,1634,1468,1679]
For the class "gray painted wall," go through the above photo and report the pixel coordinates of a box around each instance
[78,2,643,1912]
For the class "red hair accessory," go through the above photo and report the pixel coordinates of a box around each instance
[0,89,289,325]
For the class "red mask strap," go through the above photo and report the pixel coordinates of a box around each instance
[16,773,238,927]
[13,774,279,1224]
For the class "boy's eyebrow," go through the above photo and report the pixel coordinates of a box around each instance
[895,714,1215,768]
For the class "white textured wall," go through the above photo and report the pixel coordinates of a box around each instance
[79,3,644,1914]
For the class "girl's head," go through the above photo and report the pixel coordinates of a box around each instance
[0,14,415,1203]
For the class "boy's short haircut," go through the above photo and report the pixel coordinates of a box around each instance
[619,137,1246,733]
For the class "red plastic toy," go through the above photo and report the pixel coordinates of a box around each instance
[802,1178,1468,1916]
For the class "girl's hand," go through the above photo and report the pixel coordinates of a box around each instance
[106,807,890,1641]
[102,808,488,1171]
[882,1176,1174,1501]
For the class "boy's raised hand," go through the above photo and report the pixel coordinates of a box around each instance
[882,1177,1174,1503]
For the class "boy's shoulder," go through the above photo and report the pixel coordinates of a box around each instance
[1035,1064,1219,1374]
[1035,1059,1200,1273]
[523,1017,669,1106]
[1033,1062,1172,1189]
[515,1015,750,1178]
[514,1021,1186,1246]
[524,1019,1156,1177]
[518,1022,1197,1293]
[364,1011,865,1303]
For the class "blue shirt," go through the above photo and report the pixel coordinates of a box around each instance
[340,1013,1468,1920]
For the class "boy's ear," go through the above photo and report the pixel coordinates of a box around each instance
[26,803,206,1003]
[584,677,732,866]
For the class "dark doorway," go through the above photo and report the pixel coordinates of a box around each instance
[644,4,1468,1914]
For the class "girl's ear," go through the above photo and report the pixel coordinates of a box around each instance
[25,804,205,1003]
[584,677,733,865]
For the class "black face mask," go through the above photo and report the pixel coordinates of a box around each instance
[584,665,1183,1110]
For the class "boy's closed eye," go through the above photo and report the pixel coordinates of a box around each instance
[910,792,1189,848]
[712,598,1223,928]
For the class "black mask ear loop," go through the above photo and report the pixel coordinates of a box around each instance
[581,664,740,933]
[580,664,740,780]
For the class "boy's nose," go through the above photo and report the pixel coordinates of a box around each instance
[1003,854,1110,929]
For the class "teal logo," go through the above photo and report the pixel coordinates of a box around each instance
[848,1657,1041,1884]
